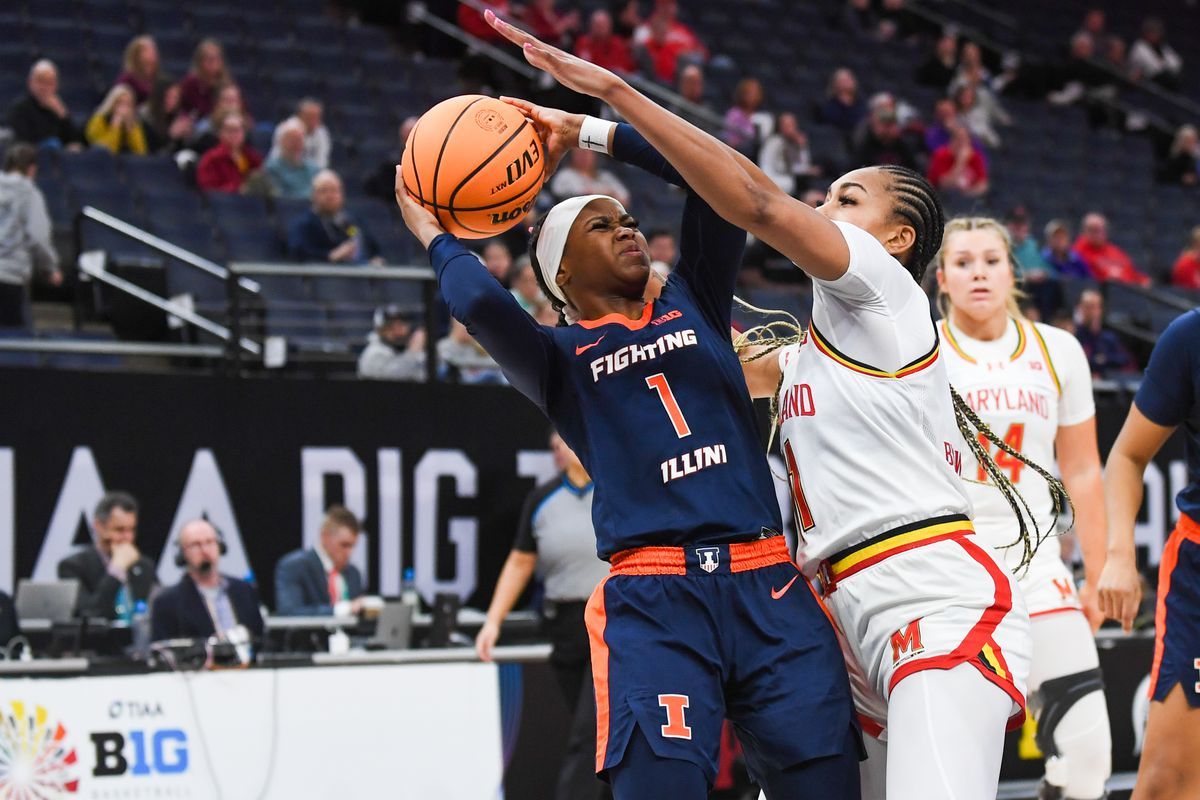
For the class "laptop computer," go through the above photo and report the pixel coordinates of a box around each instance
[367,602,414,650]
[16,579,81,623]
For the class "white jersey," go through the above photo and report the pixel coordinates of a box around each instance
[776,221,972,570]
[939,317,1095,577]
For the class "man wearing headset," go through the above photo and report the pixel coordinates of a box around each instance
[150,519,264,642]
[357,304,427,381]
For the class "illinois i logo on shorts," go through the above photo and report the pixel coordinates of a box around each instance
[696,547,720,573]
[891,619,925,665]
[657,694,692,740]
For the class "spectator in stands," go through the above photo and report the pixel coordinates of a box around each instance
[0,144,61,328]
[647,229,677,276]
[1102,36,1128,74]
[480,240,514,285]
[509,256,545,315]
[633,0,707,83]
[1128,17,1183,91]
[668,63,715,128]
[953,80,1006,149]
[1172,226,1200,290]
[142,81,193,154]
[722,78,771,156]
[85,85,149,156]
[926,123,988,197]
[265,119,318,199]
[1158,124,1199,186]
[288,169,382,264]
[116,36,163,107]
[1075,9,1106,49]
[916,33,959,89]
[151,519,264,643]
[190,83,253,153]
[1073,289,1135,378]
[549,148,630,206]
[573,9,635,74]
[365,116,418,203]
[1050,34,1122,130]
[177,39,229,120]
[1072,212,1151,285]
[439,319,507,384]
[759,113,822,196]
[275,506,365,616]
[817,67,866,135]
[5,60,84,149]
[612,0,642,39]
[458,0,512,44]
[521,0,580,47]
[854,100,918,170]
[196,111,262,193]
[924,98,982,158]
[1005,205,1062,320]
[876,0,916,41]
[1041,219,1092,279]
[953,42,992,86]
[839,0,877,36]
[269,98,331,170]
[358,305,427,381]
[58,492,157,621]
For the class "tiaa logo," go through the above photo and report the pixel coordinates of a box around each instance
[0,701,79,794]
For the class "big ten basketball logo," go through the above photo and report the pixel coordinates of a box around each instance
[657,694,692,740]
[890,620,924,665]
[1052,578,1075,601]
[778,383,815,425]
[489,197,536,227]
[943,442,962,475]
[90,701,188,778]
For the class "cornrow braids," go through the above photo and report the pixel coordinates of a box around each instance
[877,165,945,283]
[527,213,568,327]
[949,386,1074,572]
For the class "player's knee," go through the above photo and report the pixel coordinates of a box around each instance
[1134,758,1192,800]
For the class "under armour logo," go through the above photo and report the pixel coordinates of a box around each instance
[696,547,720,573]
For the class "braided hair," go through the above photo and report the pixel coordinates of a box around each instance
[876,165,944,283]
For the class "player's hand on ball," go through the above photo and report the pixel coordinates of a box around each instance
[475,620,500,662]
[500,98,582,175]
[487,10,624,100]
[1095,556,1142,633]
[394,165,446,247]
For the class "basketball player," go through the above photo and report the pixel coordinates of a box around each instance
[395,118,860,798]
[936,217,1124,800]
[486,14,1055,799]
[1101,307,1200,800]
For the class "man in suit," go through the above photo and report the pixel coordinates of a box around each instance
[274,505,364,616]
[58,491,157,620]
[151,519,264,642]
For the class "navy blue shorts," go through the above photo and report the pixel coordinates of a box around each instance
[1150,513,1200,708]
[585,536,858,786]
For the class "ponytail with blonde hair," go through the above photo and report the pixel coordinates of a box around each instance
[934,216,1025,321]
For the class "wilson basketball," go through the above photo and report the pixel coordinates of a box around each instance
[402,95,545,239]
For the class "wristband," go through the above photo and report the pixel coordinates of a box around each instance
[578,116,616,154]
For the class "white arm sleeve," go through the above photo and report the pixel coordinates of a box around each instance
[1040,324,1096,426]
[809,220,937,371]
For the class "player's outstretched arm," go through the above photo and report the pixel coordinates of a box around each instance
[1100,404,1171,631]
[486,11,851,281]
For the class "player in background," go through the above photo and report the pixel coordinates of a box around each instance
[486,14,1069,799]
[395,112,859,798]
[936,217,1130,800]
[1100,308,1200,800]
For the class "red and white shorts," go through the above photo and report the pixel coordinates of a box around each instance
[819,514,1032,739]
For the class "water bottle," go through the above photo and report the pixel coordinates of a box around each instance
[131,600,151,660]
[401,567,420,610]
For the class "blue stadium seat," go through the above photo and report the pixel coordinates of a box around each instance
[122,155,187,189]
[311,276,374,305]
[205,192,270,230]
[223,228,285,262]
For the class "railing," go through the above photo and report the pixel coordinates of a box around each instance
[413,0,726,133]
[226,262,440,378]
[0,338,224,359]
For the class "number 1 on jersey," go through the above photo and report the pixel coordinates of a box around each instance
[645,373,692,438]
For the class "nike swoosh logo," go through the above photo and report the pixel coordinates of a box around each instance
[575,335,606,356]
[771,575,799,600]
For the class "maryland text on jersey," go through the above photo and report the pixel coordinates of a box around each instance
[588,328,699,381]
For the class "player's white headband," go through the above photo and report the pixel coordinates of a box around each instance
[535,194,626,317]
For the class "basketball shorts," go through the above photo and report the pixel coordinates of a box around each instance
[1150,512,1200,708]
[585,535,858,786]
[820,514,1032,737]
[976,517,1084,618]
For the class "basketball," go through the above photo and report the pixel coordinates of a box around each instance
[402,95,546,239]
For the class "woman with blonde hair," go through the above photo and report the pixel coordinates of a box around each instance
[115,35,160,105]
[85,84,148,155]
[935,216,1139,800]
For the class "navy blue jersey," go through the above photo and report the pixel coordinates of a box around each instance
[1134,308,1200,520]
[430,125,782,557]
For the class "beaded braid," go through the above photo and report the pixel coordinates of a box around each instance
[950,386,1074,571]
[731,296,805,454]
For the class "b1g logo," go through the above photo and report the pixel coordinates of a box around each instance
[0,701,79,794]
[91,730,188,777]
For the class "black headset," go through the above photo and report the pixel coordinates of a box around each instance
[173,525,228,568]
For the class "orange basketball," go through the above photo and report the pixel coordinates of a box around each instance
[402,95,546,239]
